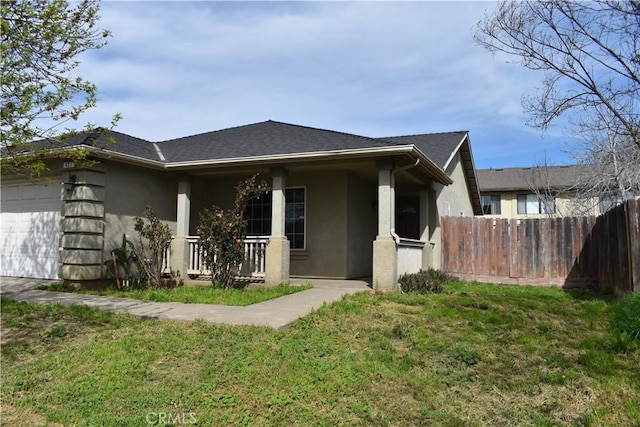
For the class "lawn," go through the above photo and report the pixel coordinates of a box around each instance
[36,282,312,306]
[2,282,639,426]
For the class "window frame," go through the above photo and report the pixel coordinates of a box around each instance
[244,187,306,250]
[481,194,501,215]
[517,193,555,215]
[245,190,272,237]
[285,187,306,250]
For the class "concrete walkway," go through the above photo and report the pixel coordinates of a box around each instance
[0,277,371,329]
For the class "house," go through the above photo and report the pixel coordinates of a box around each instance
[0,120,482,291]
[476,165,612,218]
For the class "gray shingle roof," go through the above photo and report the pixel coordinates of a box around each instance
[156,120,403,162]
[47,130,161,162]
[49,121,469,174]
[379,131,467,168]
[477,165,591,192]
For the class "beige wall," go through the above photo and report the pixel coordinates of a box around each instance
[346,173,377,278]
[190,175,245,234]
[103,161,178,259]
[289,170,377,279]
[431,155,474,269]
[286,171,347,278]
[481,192,602,219]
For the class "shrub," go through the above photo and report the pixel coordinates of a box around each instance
[610,292,640,341]
[197,175,267,289]
[132,204,173,288]
[398,268,454,294]
[103,234,138,290]
[126,271,149,290]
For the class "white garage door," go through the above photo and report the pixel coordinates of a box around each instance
[1,182,62,279]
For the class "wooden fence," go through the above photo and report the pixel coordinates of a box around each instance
[441,199,639,294]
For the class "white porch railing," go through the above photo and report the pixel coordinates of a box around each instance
[185,236,268,278]
[396,237,425,276]
[162,240,172,275]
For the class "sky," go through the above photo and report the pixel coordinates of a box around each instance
[75,0,577,169]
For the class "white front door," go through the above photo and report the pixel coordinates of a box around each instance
[1,182,62,279]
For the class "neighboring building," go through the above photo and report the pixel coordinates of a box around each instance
[476,165,608,218]
[1,120,482,291]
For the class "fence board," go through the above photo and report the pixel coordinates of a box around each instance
[441,200,639,293]
[628,200,640,292]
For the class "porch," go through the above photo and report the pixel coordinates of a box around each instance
[167,159,444,291]
[164,235,428,283]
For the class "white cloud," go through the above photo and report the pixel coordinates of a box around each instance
[73,0,572,168]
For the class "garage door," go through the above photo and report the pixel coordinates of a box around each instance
[1,182,62,279]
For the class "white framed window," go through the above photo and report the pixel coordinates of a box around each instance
[481,194,501,215]
[244,187,306,249]
[285,187,305,250]
[517,193,555,215]
[246,192,272,236]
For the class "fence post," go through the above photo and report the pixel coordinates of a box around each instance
[626,200,640,292]
[509,219,518,279]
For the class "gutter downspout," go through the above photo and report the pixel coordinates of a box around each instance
[390,158,420,244]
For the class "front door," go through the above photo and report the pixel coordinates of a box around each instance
[396,196,420,240]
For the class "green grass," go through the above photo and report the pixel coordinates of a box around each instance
[2,282,639,426]
[36,282,312,306]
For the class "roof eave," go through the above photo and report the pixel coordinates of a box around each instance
[164,146,417,170]
[52,145,167,169]
[459,135,483,215]
[410,147,453,185]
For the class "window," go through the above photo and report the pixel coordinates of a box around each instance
[481,195,501,215]
[246,192,272,236]
[517,193,555,215]
[285,188,305,249]
[244,188,306,249]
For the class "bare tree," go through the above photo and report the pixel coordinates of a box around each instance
[522,132,640,217]
[475,0,639,149]
[519,157,574,217]
[476,0,640,211]
[570,125,640,209]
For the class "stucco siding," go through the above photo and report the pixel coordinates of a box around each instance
[432,155,474,269]
[346,172,377,278]
[481,192,603,219]
[190,175,244,234]
[190,171,355,279]
[103,162,177,262]
[288,171,349,278]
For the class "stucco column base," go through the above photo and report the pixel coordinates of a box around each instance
[422,242,434,271]
[373,236,398,292]
[170,236,190,279]
[265,236,290,285]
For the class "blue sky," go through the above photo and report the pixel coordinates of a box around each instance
[76,1,576,169]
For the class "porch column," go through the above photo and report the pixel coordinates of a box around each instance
[373,160,398,291]
[265,167,290,285]
[170,176,191,278]
[419,189,433,269]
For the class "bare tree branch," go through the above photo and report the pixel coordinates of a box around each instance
[475,0,640,149]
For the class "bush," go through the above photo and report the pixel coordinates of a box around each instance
[104,234,138,290]
[132,204,173,288]
[398,268,454,294]
[197,175,267,289]
[610,292,640,341]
